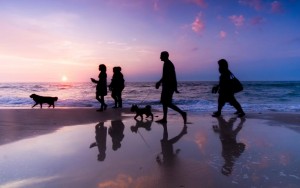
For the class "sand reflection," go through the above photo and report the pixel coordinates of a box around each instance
[1,115,300,187]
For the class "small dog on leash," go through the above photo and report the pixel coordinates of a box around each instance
[131,104,153,120]
[30,94,58,108]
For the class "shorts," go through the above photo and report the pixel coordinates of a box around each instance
[160,88,174,105]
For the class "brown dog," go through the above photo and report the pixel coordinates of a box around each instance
[30,94,58,108]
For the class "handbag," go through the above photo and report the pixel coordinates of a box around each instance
[230,73,243,93]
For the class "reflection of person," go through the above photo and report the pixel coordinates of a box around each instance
[155,51,187,124]
[91,64,107,112]
[212,117,246,176]
[109,120,125,151]
[130,119,153,133]
[89,122,107,161]
[156,123,187,166]
[109,67,125,108]
[212,59,245,117]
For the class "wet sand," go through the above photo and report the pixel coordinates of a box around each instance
[0,109,300,188]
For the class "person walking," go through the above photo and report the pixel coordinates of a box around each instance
[91,64,107,111]
[155,51,187,124]
[212,59,245,117]
[109,66,125,108]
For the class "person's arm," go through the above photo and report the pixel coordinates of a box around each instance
[156,78,162,89]
[174,74,179,93]
[156,70,163,89]
[91,78,98,83]
[212,85,219,93]
[171,65,179,93]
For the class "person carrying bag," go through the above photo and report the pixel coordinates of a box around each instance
[212,59,245,117]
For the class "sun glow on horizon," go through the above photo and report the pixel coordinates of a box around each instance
[61,75,68,82]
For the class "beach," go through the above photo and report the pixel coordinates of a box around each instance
[0,108,300,188]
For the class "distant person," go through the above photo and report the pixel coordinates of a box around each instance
[89,122,107,161]
[91,64,107,111]
[155,51,187,124]
[212,59,245,117]
[156,123,187,166]
[212,117,246,176]
[109,120,125,151]
[109,67,125,108]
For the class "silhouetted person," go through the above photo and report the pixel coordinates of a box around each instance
[109,120,125,151]
[156,123,187,166]
[89,122,107,161]
[109,66,125,108]
[212,117,246,176]
[212,59,245,117]
[130,119,153,133]
[91,64,107,111]
[155,51,187,124]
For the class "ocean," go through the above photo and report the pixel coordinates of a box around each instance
[0,81,299,113]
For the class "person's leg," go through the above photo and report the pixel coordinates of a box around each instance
[162,104,168,120]
[100,95,107,110]
[111,91,117,108]
[96,94,101,103]
[168,103,187,124]
[96,94,103,111]
[213,95,226,117]
[229,96,245,117]
[156,103,168,123]
[117,91,122,108]
[156,90,168,123]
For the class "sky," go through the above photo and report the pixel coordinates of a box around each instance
[0,0,299,82]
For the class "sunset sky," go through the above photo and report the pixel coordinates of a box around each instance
[0,0,299,82]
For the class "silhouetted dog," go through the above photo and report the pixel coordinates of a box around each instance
[131,104,153,120]
[30,94,58,108]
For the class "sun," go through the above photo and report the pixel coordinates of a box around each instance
[61,75,68,82]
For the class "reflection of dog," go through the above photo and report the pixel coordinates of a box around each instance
[131,104,153,120]
[130,119,152,133]
[30,94,58,108]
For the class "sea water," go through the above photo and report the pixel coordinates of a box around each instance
[0,81,299,112]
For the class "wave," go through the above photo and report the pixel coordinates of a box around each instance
[0,81,299,112]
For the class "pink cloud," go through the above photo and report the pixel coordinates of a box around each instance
[219,30,227,39]
[239,0,263,11]
[192,14,205,34]
[271,1,283,13]
[229,15,245,27]
[186,0,207,7]
[153,1,159,11]
[250,16,265,25]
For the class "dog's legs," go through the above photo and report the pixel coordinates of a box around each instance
[40,103,43,109]
[134,115,138,120]
[146,113,154,120]
[32,103,38,108]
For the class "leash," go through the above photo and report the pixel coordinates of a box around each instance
[137,129,151,149]
[139,90,151,104]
